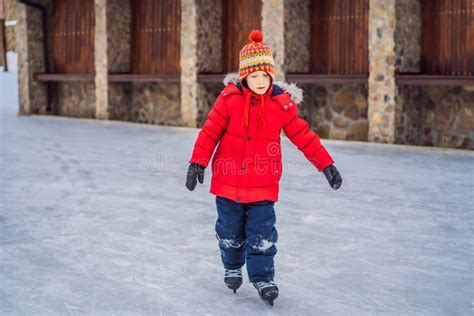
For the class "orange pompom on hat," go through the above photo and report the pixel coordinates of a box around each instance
[238,30,275,81]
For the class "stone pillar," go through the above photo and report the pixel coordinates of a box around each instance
[180,0,198,127]
[262,0,285,82]
[16,2,48,115]
[94,0,108,119]
[367,0,397,143]
[16,3,30,115]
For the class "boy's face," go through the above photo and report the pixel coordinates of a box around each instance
[245,71,271,95]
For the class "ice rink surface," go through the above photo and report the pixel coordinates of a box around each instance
[1,95,473,315]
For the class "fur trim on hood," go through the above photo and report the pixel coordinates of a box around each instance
[223,72,303,105]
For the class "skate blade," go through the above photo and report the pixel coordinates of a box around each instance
[263,299,274,308]
[258,293,275,308]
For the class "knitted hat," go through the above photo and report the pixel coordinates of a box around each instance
[238,30,275,81]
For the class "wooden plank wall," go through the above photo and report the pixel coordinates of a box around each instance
[421,0,474,76]
[131,0,181,75]
[310,0,369,75]
[51,0,95,74]
[222,0,262,73]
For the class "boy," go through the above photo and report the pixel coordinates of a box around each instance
[186,30,342,307]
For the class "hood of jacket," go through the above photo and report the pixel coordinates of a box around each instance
[222,72,303,105]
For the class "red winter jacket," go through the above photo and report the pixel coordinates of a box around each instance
[189,73,334,203]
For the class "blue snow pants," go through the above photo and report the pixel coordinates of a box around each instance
[215,196,278,283]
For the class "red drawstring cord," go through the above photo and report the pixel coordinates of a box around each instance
[257,94,266,127]
[241,92,252,128]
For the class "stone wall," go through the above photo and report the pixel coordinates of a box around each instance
[195,0,223,127]
[107,0,130,73]
[107,0,132,121]
[284,0,310,73]
[394,0,421,73]
[284,0,368,141]
[393,0,422,146]
[305,84,369,141]
[196,82,222,127]
[393,0,473,150]
[196,0,221,73]
[420,86,474,149]
[395,85,474,149]
[108,82,132,121]
[262,0,285,81]
[15,0,472,150]
[130,83,182,126]
[16,0,97,117]
[395,85,423,144]
[16,0,51,115]
[107,0,182,126]
[56,82,96,118]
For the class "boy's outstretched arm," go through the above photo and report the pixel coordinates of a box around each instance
[186,94,229,191]
[282,102,342,190]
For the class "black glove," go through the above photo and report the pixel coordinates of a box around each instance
[186,163,205,191]
[322,164,342,190]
